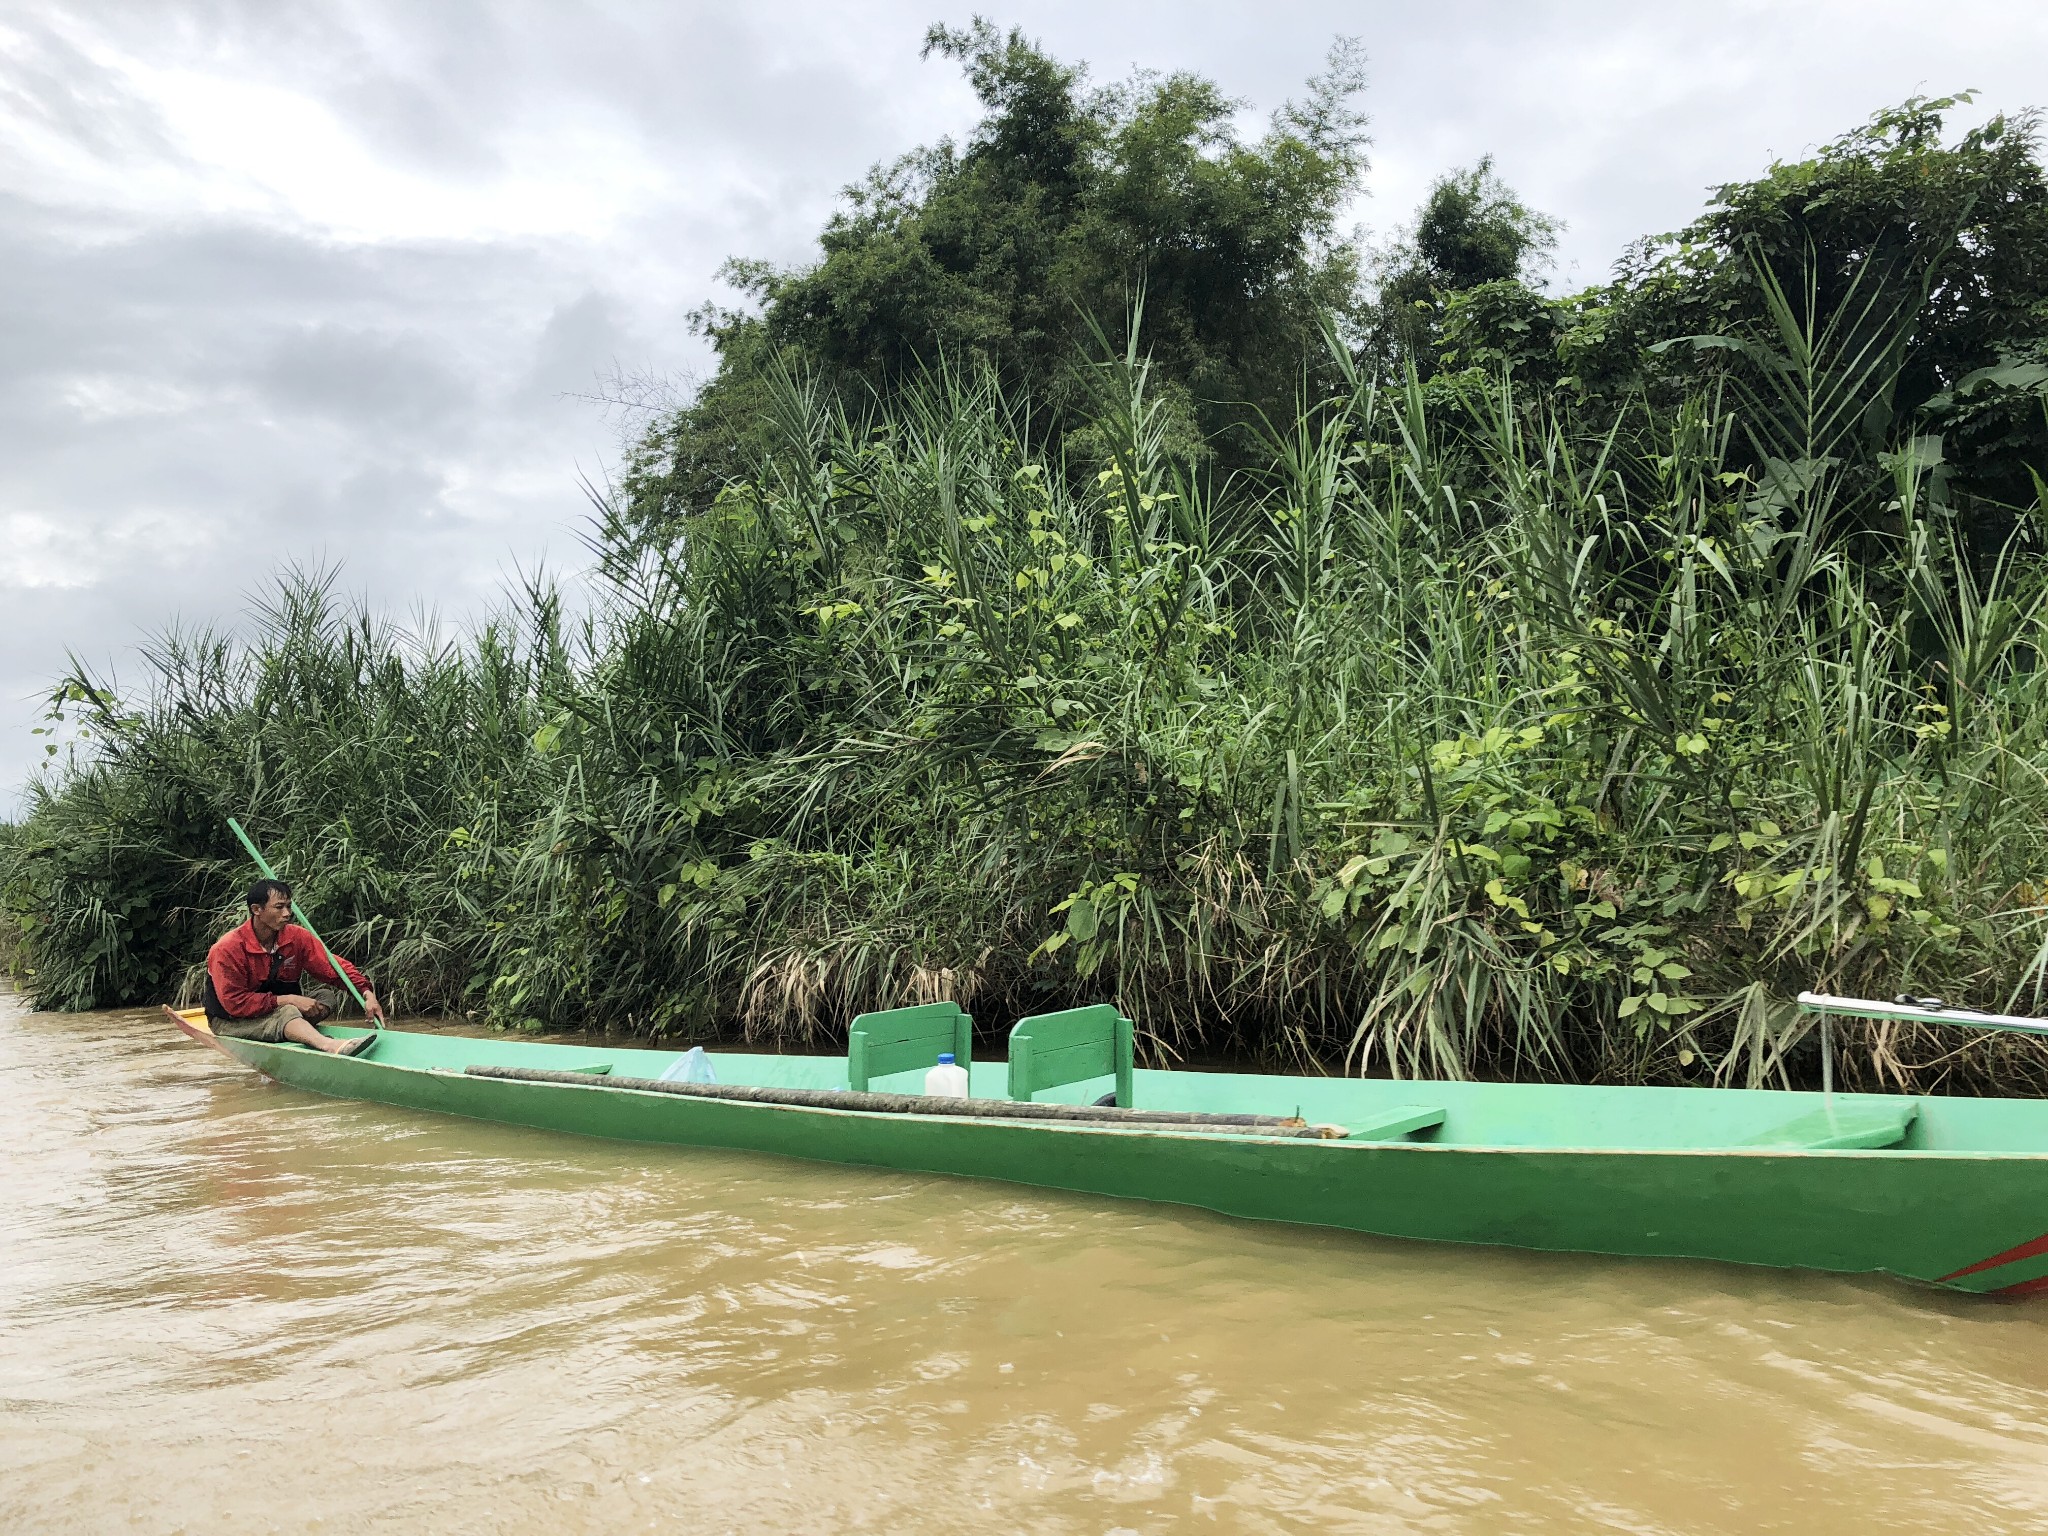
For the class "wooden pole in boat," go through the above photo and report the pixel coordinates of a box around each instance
[465,1065,1353,1137]
[226,818,378,1028]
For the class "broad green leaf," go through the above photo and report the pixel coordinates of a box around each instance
[1066,895,1098,943]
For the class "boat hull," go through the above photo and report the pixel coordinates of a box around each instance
[178,1015,2048,1297]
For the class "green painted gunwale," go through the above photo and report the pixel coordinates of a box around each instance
[185,1020,2048,1295]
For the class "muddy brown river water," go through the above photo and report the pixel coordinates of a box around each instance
[6,997,2048,1533]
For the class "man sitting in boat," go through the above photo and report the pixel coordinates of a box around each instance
[204,878,386,1057]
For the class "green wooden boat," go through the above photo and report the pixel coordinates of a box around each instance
[166,992,2048,1296]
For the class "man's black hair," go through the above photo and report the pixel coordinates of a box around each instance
[247,877,294,909]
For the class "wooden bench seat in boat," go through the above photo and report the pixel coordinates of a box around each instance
[1347,1105,1446,1141]
[1739,1098,1919,1151]
[1009,1004,1135,1108]
[847,1002,974,1093]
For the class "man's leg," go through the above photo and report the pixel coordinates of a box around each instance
[216,1003,342,1053]
[279,1014,351,1053]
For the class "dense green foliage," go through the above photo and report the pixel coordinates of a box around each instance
[8,42,2048,1093]
[1449,93,2048,523]
[636,23,1372,518]
[1362,155,1559,371]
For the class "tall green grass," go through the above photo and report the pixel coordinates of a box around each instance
[9,305,2048,1093]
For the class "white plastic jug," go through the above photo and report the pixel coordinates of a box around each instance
[924,1052,970,1098]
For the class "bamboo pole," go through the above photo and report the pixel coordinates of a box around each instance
[465,1065,1350,1137]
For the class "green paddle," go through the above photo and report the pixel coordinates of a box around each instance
[226,817,379,1028]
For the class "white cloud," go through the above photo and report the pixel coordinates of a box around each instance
[128,65,675,243]
[59,373,205,423]
[0,508,214,591]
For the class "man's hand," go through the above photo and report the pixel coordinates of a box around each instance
[361,989,386,1027]
[279,994,331,1024]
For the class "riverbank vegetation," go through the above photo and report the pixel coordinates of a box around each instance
[7,27,2048,1091]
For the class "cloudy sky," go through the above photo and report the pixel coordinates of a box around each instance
[3,0,2043,802]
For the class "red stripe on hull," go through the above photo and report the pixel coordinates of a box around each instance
[1940,1229,2048,1285]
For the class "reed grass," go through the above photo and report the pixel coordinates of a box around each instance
[8,296,2048,1094]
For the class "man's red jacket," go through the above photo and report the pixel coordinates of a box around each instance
[204,921,371,1021]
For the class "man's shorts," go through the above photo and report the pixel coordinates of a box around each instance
[210,986,344,1042]
[212,1003,305,1042]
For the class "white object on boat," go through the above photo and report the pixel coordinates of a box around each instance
[658,1046,717,1084]
[924,1052,970,1098]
